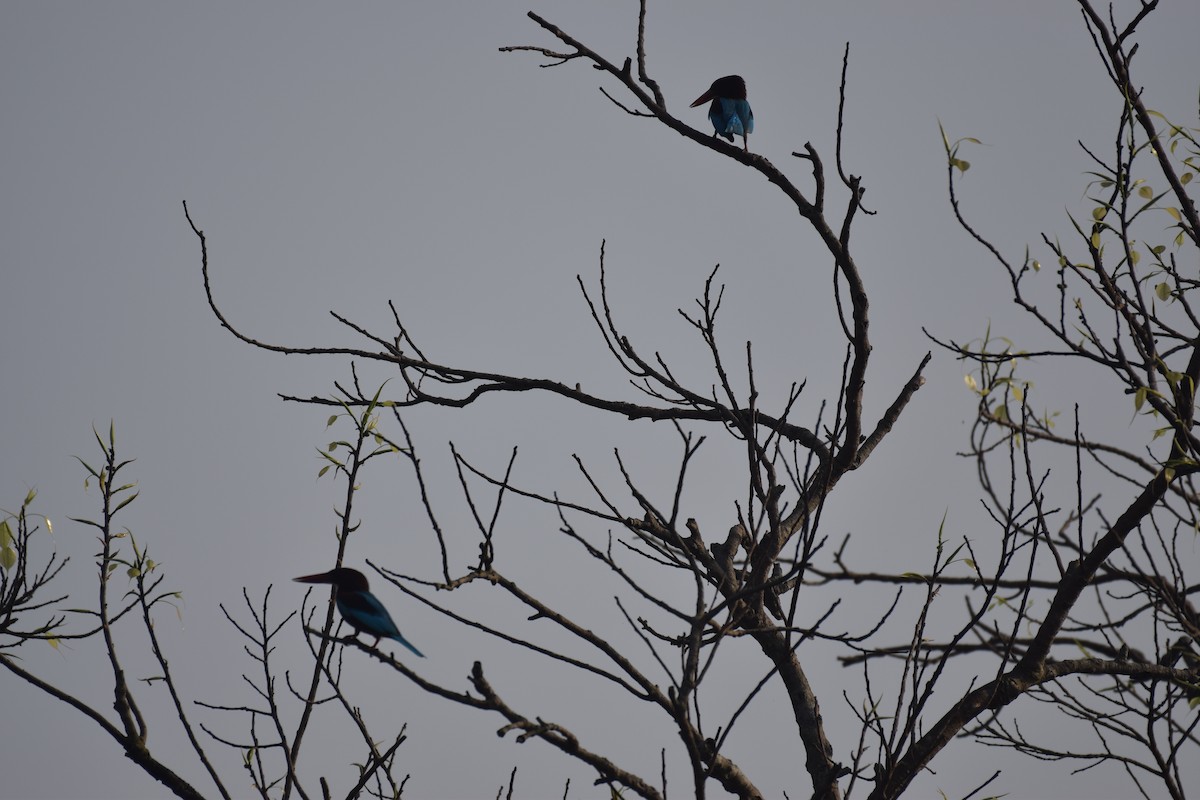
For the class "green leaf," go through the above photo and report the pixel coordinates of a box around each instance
[0,519,11,548]
[318,465,331,478]
[1091,206,1107,220]
[113,492,139,514]
[0,546,16,570]
[1155,281,1171,301]
[1164,456,1198,470]
[1182,172,1193,185]
[23,488,37,507]
[1031,259,1041,271]
[1134,386,1148,411]
[326,415,338,428]
[1166,207,1182,221]
[1138,185,1154,198]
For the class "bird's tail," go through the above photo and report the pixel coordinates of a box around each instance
[393,633,425,658]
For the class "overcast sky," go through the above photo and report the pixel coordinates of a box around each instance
[3,2,1198,798]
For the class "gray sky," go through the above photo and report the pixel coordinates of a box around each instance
[2,2,1198,798]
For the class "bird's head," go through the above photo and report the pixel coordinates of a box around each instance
[690,75,747,107]
[294,567,370,592]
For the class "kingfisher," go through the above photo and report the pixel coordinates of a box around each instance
[691,75,754,152]
[294,567,424,657]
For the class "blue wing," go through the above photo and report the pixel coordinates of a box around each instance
[338,590,425,657]
[711,98,753,139]
[734,99,753,136]
[708,99,734,141]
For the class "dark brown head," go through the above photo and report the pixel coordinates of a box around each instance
[690,75,747,107]
[294,567,370,592]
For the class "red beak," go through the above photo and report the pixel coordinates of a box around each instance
[690,90,714,108]
[294,571,336,584]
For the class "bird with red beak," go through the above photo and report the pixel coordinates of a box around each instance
[294,567,424,657]
[691,75,754,152]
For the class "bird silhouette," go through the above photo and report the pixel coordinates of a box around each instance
[691,75,754,152]
[294,567,424,657]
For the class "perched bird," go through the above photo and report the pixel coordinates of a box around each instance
[691,75,754,152]
[294,567,424,657]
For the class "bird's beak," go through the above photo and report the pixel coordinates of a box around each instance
[690,90,714,108]
[294,571,336,584]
